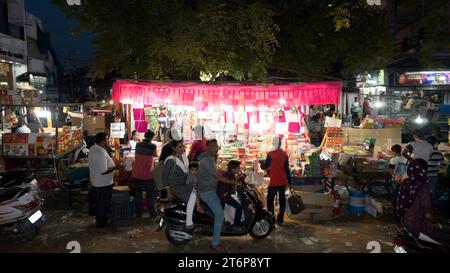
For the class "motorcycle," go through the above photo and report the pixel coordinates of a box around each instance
[74,140,89,163]
[385,225,449,253]
[0,168,34,188]
[0,184,45,239]
[157,178,274,248]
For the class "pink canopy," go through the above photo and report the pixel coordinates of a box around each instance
[112,80,342,110]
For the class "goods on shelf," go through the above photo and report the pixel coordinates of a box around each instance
[361,116,404,129]
[343,145,369,156]
[305,152,322,177]
[323,127,344,153]
[353,157,388,173]
[2,127,83,157]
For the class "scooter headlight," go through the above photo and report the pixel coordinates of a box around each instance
[394,245,407,253]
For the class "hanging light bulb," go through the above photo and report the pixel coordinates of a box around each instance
[414,115,426,124]
[374,101,384,108]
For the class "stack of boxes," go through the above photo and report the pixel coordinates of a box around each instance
[2,128,83,157]
[306,152,322,177]
[2,134,34,157]
[58,127,83,154]
[324,128,344,153]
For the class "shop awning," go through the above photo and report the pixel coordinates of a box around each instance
[112,80,342,110]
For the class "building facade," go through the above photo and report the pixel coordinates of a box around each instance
[0,0,61,102]
[0,0,27,91]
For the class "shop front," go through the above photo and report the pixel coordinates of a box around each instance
[354,69,450,143]
[112,80,341,182]
[1,103,84,177]
[391,71,450,142]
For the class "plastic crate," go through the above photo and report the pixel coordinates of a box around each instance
[129,196,136,218]
[110,191,131,226]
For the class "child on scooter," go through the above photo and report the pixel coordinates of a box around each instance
[186,162,204,229]
[218,160,245,225]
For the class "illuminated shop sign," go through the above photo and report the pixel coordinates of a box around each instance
[355,70,385,87]
[397,71,450,86]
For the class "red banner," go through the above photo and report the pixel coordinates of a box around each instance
[112,80,342,110]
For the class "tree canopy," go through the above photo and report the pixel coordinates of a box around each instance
[53,0,448,81]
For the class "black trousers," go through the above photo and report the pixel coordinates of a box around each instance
[133,179,156,217]
[94,185,113,227]
[267,186,286,223]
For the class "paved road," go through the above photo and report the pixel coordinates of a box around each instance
[0,189,396,253]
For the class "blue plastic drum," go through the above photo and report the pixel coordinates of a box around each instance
[349,190,365,215]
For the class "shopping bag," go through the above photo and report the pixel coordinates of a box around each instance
[224,204,236,224]
[224,192,245,224]
[245,171,264,186]
[288,189,305,215]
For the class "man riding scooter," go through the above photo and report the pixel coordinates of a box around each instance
[158,139,274,250]
[196,139,233,252]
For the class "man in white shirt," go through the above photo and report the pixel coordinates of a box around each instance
[351,97,360,116]
[89,133,122,228]
[15,116,31,134]
[402,130,434,162]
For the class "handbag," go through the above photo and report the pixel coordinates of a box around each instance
[288,189,305,215]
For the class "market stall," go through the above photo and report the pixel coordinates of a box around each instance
[112,80,342,185]
[0,103,84,180]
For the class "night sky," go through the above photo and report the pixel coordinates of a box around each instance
[24,0,93,68]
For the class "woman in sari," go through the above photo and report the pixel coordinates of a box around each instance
[396,159,450,245]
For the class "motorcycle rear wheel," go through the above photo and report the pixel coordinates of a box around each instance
[249,216,274,239]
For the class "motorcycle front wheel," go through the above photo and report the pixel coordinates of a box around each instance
[164,225,192,248]
[20,221,40,240]
[249,216,274,239]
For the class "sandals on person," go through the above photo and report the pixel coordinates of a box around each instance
[186,224,195,230]
[211,245,227,253]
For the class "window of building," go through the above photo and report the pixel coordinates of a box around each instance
[0,1,8,22]
[0,62,12,90]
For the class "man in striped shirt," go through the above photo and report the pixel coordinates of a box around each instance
[426,136,446,199]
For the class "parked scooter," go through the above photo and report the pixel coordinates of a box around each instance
[157,178,274,248]
[385,225,449,253]
[0,168,34,188]
[0,184,45,239]
[74,140,89,163]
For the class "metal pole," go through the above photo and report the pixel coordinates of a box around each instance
[55,106,59,156]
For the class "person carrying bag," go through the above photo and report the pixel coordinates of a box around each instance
[287,189,305,215]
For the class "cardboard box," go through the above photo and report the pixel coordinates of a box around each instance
[295,190,334,207]
[84,116,106,136]
[292,185,323,193]
[288,206,333,222]
[343,127,401,145]
[2,133,29,144]
[288,188,334,222]
[3,144,29,156]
